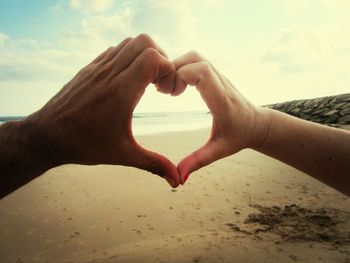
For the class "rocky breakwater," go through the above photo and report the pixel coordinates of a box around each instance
[265,93,350,126]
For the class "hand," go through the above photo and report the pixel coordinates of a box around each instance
[171,51,269,184]
[26,34,181,187]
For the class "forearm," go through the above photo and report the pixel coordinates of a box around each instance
[253,108,350,196]
[0,119,60,199]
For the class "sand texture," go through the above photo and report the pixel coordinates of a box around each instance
[0,128,349,263]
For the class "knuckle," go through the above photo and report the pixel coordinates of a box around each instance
[136,33,154,47]
[198,61,212,75]
[187,50,203,61]
[142,47,160,62]
[117,37,132,47]
[141,48,160,78]
[93,63,111,82]
[128,48,160,83]
[78,64,95,76]
[123,37,132,43]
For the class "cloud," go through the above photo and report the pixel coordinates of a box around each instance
[260,18,350,71]
[234,16,350,103]
[1,0,349,115]
[69,0,114,13]
[60,0,200,56]
[0,32,8,46]
[0,35,75,82]
[0,33,81,114]
[80,6,133,41]
[131,0,198,53]
[0,0,202,114]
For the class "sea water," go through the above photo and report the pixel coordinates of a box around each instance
[132,111,211,135]
[0,111,212,135]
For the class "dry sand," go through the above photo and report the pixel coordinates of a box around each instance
[0,128,349,263]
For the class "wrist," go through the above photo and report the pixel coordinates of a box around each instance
[248,106,272,150]
[12,116,64,171]
[0,118,63,198]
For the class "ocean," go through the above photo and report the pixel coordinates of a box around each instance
[0,111,212,135]
[133,111,211,135]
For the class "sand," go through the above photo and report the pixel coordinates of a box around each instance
[0,128,349,263]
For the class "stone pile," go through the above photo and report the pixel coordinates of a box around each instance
[265,93,350,125]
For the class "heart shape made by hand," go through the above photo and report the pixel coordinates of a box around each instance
[34,36,259,191]
[1,35,263,199]
[133,50,259,188]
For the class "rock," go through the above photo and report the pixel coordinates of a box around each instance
[344,97,350,102]
[311,108,329,116]
[323,109,338,116]
[290,107,301,115]
[264,93,350,126]
[341,103,350,110]
[340,107,350,116]
[299,113,311,120]
[295,100,305,107]
[329,96,339,104]
[337,94,350,102]
[333,102,347,109]
[325,114,339,124]
[338,115,350,125]
[303,108,314,114]
[304,100,317,108]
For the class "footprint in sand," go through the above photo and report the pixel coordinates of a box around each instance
[70,231,80,238]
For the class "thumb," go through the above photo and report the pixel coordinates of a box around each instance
[178,139,228,185]
[123,142,181,188]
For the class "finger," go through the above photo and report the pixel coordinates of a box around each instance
[123,143,181,188]
[177,140,227,184]
[110,33,168,76]
[175,61,226,115]
[172,51,229,96]
[174,61,233,184]
[170,76,187,96]
[174,51,251,113]
[116,47,176,110]
[98,37,133,65]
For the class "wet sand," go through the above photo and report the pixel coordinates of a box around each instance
[0,128,349,263]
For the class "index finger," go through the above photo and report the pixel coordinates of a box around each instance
[175,61,226,115]
[116,47,176,111]
[172,51,230,96]
[110,34,168,76]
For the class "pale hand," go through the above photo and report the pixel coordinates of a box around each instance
[171,51,269,184]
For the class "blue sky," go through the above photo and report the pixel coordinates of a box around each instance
[0,0,349,115]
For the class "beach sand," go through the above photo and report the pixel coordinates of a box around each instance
[0,128,349,263]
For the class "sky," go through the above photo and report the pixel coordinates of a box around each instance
[0,0,349,115]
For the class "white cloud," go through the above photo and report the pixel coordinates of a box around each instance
[62,0,200,56]
[0,34,81,115]
[55,0,203,74]
[131,0,198,54]
[232,16,350,104]
[69,0,114,13]
[0,0,204,114]
[80,7,133,41]
[0,36,75,81]
[0,32,8,46]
